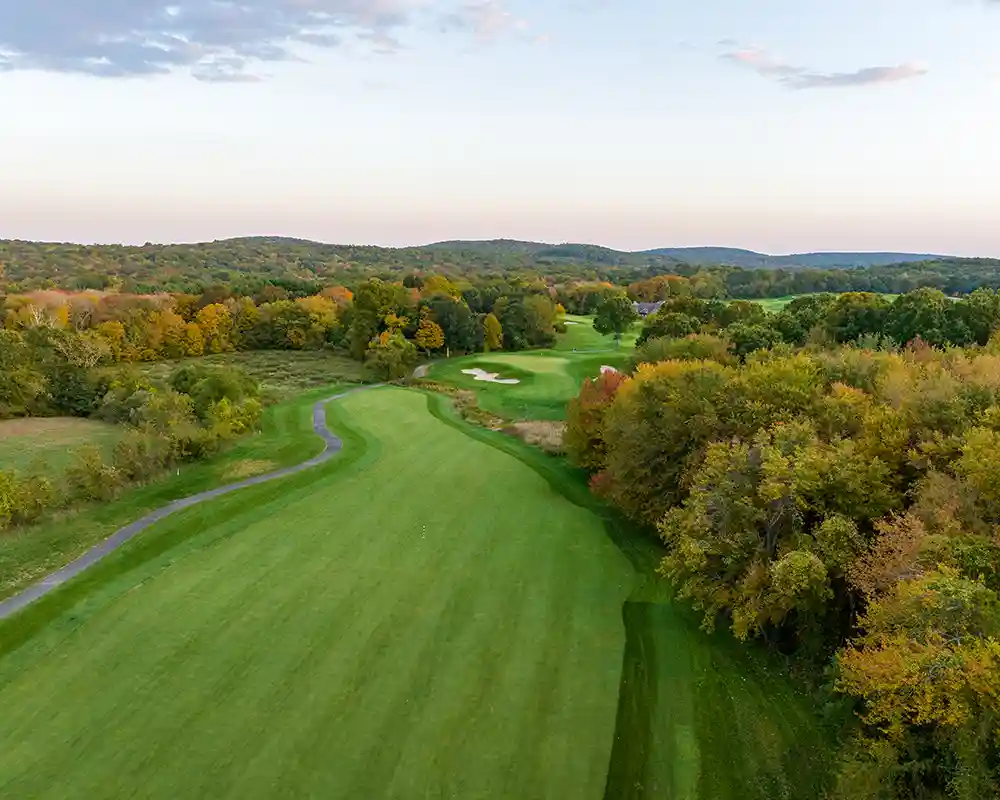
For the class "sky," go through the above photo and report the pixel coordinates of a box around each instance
[1,0,998,255]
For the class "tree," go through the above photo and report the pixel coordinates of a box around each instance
[414,317,445,356]
[484,313,503,352]
[365,331,417,381]
[593,295,639,347]
[724,322,784,360]
[636,311,701,346]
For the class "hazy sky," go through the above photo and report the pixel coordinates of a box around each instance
[1,0,998,254]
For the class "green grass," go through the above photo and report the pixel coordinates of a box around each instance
[139,350,367,395]
[556,315,639,352]
[0,417,121,476]
[0,384,353,601]
[748,293,902,313]
[0,389,635,799]
[430,351,630,421]
[0,387,834,798]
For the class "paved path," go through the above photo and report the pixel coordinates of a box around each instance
[0,386,377,622]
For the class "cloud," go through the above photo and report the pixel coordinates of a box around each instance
[0,0,421,79]
[721,45,927,90]
[442,1,527,43]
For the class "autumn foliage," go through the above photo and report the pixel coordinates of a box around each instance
[566,345,1000,797]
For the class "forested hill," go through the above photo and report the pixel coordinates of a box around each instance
[640,247,947,269]
[1,236,998,297]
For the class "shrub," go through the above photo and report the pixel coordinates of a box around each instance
[64,445,124,502]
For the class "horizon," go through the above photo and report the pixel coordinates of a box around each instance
[0,234,972,259]
[2,1,999,255]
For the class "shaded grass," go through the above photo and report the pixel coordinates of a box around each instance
[139,350,367,395]
[0,384,351,601]
[0,417,121,476]
[0,389,633,799]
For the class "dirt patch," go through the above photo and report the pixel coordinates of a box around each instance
[505,421,566,455]
[221,459,278,481]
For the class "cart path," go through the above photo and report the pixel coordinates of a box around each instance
[0,385,379,622]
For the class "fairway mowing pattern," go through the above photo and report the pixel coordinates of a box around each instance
[0,388,635,800]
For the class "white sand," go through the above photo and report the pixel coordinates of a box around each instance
[564,321,580,325]
[462,368,521,385]
[600,365,620,375]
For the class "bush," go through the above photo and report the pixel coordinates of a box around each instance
[630,334,736,370]
[0,470,56,530]
[64,445,125,502]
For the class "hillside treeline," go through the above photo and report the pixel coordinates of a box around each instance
[566,294,1000,798]
[3,237,1000,300]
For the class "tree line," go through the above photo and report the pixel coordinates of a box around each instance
[565,293,1000,798]
[3,237,1000,300]
[0,274,560,384]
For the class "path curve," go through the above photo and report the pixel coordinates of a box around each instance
[0,385,378,622]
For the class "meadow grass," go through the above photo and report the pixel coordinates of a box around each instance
[139,349,367,395]
[0,417,121,476]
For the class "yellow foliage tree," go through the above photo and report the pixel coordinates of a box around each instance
[414,317,445,355]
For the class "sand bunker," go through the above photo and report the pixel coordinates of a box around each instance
[462,368,521,385]
[564,321,580,325]
[600,365,620,375]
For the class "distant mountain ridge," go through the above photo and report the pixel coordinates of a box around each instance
[425,240,950,269]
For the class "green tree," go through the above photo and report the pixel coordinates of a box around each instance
[593,294,639,347]
[365,331,418,381]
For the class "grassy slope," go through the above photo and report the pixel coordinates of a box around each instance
[0,417,121,475]
[0,389,635,800]
[0,384,352,600]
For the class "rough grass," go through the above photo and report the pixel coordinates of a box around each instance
[139,350,367,395]
[0,384,350,601]
[0,417,121,476]
[0,388,836,799]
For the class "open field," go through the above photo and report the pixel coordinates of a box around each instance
[0,387,833,799]
[139,350,367,394]
[0,417,120,476]
[0,384,353,601]
[431,352,629,420]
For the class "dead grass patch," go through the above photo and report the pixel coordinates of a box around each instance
[504,421,566,455]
